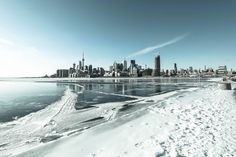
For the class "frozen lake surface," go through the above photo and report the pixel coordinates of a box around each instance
[1,78,234,157]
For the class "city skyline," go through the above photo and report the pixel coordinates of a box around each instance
[55,53,231,79]
[0,0,236,77]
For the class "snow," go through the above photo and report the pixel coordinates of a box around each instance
[11,83,236,157]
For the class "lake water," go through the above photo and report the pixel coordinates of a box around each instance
[0,81,65,122]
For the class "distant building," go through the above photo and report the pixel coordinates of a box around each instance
[130,66,138,77]
[100,67,105,76]
[142,68,153,76]
[129,60,137,77]
[56,69,69,78]
[123,60,127,71]
[117,63,123,72]
[113,62,118,77]
[217,65,227,75]
[130,60,135,66]
[79,61,82,70]
[109,66,113,72]
[174,63,177,74]
[85,65,88,71]
[82,53,85,70]
[152,54,161,76]
[89,65,93,75]
[189,66,193,73]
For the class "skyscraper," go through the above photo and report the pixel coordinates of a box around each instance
[130,60,135,66]
[82,52,85,70]
[123,60,127,71]
[152,54,161,76]
[79,61,82,70]
[174,63,177,74]
[129,60,135,75]
[89,65,93,75]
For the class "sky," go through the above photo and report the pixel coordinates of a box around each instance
[0,0,235,77]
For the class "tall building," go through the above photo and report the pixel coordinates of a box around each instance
[79,61,82,70]
[152,54,161,76]
[130,60,135,66]
[129,60,135,76]
[82,53,85,70]
[113,62,118,77]
[89,65,93,74]
[123,60,127,71]
[117,63,123,72]
[85,65,88,71]
[174,63,177,74]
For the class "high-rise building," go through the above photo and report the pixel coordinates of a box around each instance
[85,65,88,71]
[129,60,136,77]
[152,54,161,76]
[113,62,118,77]
[174,63,177,74]
[89,65,93,74]
[117,63,123,72]
[130,60,135,66]
[79,61,82,70]
[82,53,85,70]
[123,60,127,71]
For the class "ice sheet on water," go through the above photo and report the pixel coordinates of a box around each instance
[0,78,212,157]
[14,83,236,157]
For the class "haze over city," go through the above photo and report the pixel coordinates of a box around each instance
[0,0,236,77]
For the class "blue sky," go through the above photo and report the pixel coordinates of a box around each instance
[0,0,235,77]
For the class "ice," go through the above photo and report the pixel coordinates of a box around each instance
[1,78,236,157]
[0,88,77,156]
[12,83,236,157]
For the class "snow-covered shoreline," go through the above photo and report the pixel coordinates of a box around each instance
[11,82,236,157]
[0,88,78,157]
